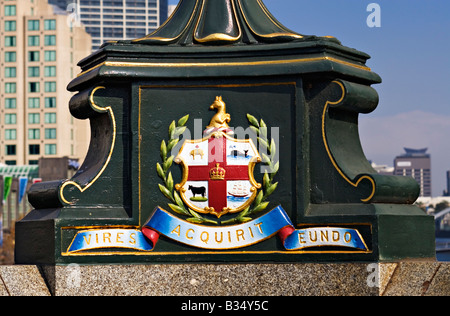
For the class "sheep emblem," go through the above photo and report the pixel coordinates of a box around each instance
[190,146,204,160]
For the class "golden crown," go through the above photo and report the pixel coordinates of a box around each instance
[210,163,225,180]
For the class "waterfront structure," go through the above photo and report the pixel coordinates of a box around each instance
[394,148,432,197]
[0,0,92,165]
[48,0,168,51]
[371,162,394,176]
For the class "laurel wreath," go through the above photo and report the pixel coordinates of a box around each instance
[156,115,219,225]
[157,113,279,226]
[222,114,279,224]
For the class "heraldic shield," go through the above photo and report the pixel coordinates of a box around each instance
[174,97,262,219]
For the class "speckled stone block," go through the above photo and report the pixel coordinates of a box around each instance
[0,266,50,296]
[1,262,448,296]
[425,263,450,296]
[381,262,440,296]
[42,264,378,296]
[39,262,450,296]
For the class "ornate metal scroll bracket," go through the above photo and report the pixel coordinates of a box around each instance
[59,86,117,205]
[321,80,420,204]
[321,80,378,203]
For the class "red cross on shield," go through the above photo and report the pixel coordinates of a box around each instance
[174,131,261,218]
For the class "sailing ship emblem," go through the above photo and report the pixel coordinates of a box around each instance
[228,182,249,198]
[174,96,261,219]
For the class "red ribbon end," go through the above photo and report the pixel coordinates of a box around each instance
[142,227,160,246]
[278,226,295,243]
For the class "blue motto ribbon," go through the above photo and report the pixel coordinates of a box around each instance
[145,205,293,250]
[283,227,368,251]
[67,229,153,253]
[144,206,368,251]
[66,206,368,253]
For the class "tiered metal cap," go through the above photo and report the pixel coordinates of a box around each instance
[133,0,310,45]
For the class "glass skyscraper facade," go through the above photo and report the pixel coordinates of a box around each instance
[49,0,168,51]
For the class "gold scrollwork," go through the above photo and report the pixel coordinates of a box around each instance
[59,86,117,205]
[321,81,376,203]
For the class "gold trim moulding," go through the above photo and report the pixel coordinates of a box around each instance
[194,33,241,43]
[77,56,372,78]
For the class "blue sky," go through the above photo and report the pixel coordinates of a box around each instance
[263,0,450,117]
[167,1,450,196]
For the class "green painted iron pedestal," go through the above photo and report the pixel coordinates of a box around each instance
[15,0,434,264]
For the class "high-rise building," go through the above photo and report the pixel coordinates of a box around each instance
[48,0,168,51]
[0,0,92,166]
[394,148,432,197]
[444,171,450,196]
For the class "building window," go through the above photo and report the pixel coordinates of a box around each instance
[44,50,56,61]
[44,82,56,92]
[44,66,56,77]
[28,66,40,77]
[45,97,56,108]
[28,97,40,108]
[5,114,16,124]
[28,82,40,93]
[28,20,40,31]
[6,145,16,156]
[44,113,56,124]
[5,5,16,16]
[44,19,56,30]
[28,35,40,46]
[5,129,16,140]
[29,144,40,155]
[5,20,16,31]
[5,36,16,47]
[5,83,16,93]
[5,67,16,78]
[28,129,40,140]
[28,51,40,62]
[45,144,57,155]
[5,52,16,62]
[5,98,16,109]
[28,113,40,124]
[44,35,56,46]
[45,128,56,139]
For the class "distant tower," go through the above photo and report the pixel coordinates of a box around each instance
[444,171,450,196]
[48,0,168,51]
[394,148,431,197]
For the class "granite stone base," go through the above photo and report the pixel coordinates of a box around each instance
[1,262,449,296]
[0,266,50,296]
